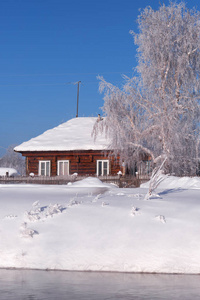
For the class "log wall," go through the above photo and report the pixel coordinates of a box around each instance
[21,150,121,176]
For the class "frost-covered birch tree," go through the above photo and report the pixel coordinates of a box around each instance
[96,2,200,176]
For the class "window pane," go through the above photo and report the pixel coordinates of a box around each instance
[59,162,63,175]
[63,162,69,175]
[103,161,108,176]
[41,162,45,176]
[46,162,50,176]
[58,161,69,176]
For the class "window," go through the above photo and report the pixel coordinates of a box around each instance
[97,160,109,176]
[39,161,51,176]
[57,160,69,176]
[145,160,152,175]
[138,160,152,176]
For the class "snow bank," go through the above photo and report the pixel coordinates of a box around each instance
[1,176,200,274]
[68,177,112,188]
[141,175,200,190]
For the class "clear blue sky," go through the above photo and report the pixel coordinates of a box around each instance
[0,0,199,156]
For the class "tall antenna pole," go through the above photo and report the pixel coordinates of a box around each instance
[76,81,81,118]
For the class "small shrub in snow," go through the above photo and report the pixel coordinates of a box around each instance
[102,201,109,207]
[24,202,66,222]
[20,222,39,238]
[92,194,102,202]
[155,215,166,224]
[24,210,41,222]
[68,198,82,207]
[32,201,40,207]
[130,206,140,216]
[128,194,144,199]
[24,202,44,222]
[3,214,17,220]
[46,203,65,217]
[21,250,27,257]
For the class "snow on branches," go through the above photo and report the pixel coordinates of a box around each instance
[97,2,200,176]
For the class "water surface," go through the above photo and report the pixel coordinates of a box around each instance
[1,269,200,300]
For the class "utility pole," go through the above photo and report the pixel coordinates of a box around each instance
[65,81,81,118]
[76,81,81,118]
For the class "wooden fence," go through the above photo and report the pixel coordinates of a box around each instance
[0,174,150,187]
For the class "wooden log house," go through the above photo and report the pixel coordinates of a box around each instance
[14,117,121,177]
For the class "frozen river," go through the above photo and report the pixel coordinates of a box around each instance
[1,269,200,299]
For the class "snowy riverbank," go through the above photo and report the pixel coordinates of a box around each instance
[1,176,200,274]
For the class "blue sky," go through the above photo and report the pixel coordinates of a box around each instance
[0,0,199,156]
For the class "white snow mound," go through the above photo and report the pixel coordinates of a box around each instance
[68,177,111,188]
[141,175,200,190]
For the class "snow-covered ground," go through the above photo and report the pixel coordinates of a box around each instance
[1,176,200,274]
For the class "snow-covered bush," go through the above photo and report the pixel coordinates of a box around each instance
[46,203,65,217]
[24,202,66,222]
[20,222,39,238]
[102,201,109,207]
[155,215,166,224]
[130,206,140,216]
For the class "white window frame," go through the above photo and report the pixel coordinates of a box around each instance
[96,160,109,176]
[57,160,70,176]
[39,160,51,176]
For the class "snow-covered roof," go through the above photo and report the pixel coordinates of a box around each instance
[14,117,110,152]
